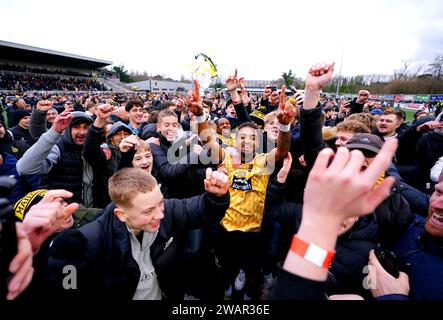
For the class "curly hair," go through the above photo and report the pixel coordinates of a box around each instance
[336,119,371,134]
[345,113,374,130]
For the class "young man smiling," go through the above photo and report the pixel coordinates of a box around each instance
[16,109,100,207]
[47,167,230,300]
[187,75,295,299]
[125,100,144,135]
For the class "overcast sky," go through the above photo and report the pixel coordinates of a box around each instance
[1,0,442,81]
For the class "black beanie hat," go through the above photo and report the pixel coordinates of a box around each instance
[9,109,31,127]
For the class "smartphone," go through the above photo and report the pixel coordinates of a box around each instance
[374,247,400,278]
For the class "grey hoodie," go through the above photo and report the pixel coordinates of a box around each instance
[17,112,95,207]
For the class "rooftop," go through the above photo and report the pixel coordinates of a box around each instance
[0,40,112,70]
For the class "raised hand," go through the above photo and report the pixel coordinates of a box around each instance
[290,88,304,107]
[305,62,335,91]
[263,87,272,100]
[95,104,115,120]
[339,99,351,113]
[146,136,160,146]
[188,80,204,116]
[52,108,74,134]
[36,100,53,112]
[239,77,250,106]
[417,120,443,132]
[119,134,141,152]
[270,90,279,105]
[302,139,398,227]
[176,98,186,111]
[226,69,239,92]
[204,168,229,197]
[277,153,293,183]
[276,85,296,125]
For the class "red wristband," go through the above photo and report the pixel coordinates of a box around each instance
[290,235,335,269]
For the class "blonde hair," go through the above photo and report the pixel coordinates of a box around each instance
[264,111,277,125]
[108,168,157,208]
[345,113,374,130]
[337,120,371,134]
[134,140,152,156]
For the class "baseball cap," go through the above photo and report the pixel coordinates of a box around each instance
[345,133,384,155]
[370,108,383,115]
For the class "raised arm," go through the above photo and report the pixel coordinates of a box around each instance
[303,62,335,110]
[29,100,53,140]
[266,86,295,164]
[225,69,251,123]
[273,139,398,299]
[17,108,73,175]
[300,63,335,167]
[188,80,223,164]
[83,104,113,165]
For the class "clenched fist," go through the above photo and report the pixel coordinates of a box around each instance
[204,168,229,197]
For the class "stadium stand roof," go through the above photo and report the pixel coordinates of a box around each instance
[0,40,112,70]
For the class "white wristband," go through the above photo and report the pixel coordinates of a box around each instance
[195,114,208,123]
[279,123,290,132]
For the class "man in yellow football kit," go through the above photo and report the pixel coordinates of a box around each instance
[188,75,295,299]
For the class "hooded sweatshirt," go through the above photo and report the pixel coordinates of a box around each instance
[105,121,132,174]
[16,112,95,206]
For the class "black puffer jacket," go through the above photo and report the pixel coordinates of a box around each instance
[46,191,230,300]
[10,125,33,146]
[395,116,434,189]
[138,122,159,140]
[150,135,207,199]
[82,124,113,207]
[48,130,84,203]
[284,105,325,203]
[47,113,105,207]
[328,216,378,298]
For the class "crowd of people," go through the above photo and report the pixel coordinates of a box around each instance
[0,72,107,92]
[0,64,92,77]
[1,62,443,302]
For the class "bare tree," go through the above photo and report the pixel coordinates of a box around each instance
[393,60,410,80]
[411,64,425,78]
[427,54,443,79]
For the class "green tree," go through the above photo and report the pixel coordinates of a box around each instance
[112,64,133,83]
[281,69,295,87]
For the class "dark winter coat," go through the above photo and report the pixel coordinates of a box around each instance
[46,191,230,300]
